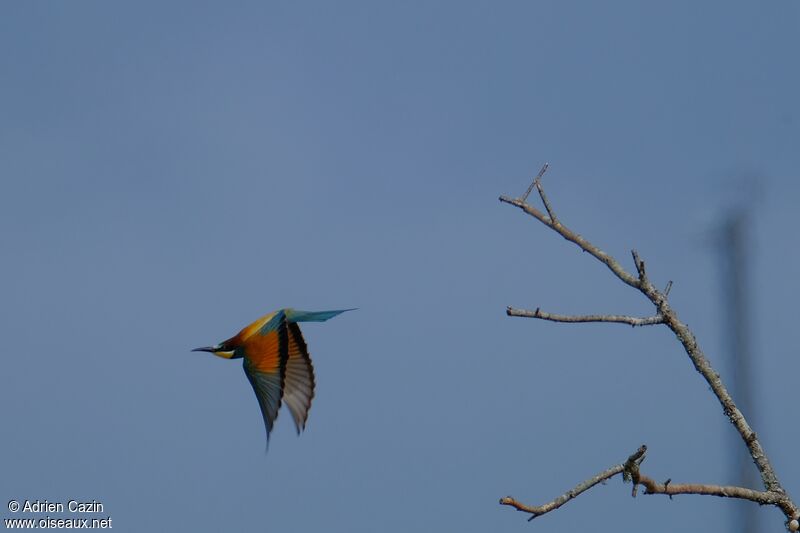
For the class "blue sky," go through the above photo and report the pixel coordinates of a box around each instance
[1,2,798,531]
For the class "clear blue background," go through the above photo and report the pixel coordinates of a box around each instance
[1,2,798,531]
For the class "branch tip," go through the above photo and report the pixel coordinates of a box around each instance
[519,163,550,203]
[664,280,673,297]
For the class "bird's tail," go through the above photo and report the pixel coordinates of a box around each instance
[285,308,356,323]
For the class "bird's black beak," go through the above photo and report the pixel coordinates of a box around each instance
[192,346,216,353]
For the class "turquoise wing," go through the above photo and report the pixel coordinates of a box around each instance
[285,308,356,323]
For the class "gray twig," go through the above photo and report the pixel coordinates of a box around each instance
[500,445,796,524]
[519,163,549,204]
[506,306,663,327]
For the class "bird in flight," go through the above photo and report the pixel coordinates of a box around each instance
[193,308,353,444]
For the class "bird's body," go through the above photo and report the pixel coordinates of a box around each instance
[193,308,352,444]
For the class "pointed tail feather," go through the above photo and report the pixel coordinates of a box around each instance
[285,308,356,323]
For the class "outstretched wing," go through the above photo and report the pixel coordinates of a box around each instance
[282,322,315,433]
[242,311,288,443]
[241,308,349,442]
[285,308,355,323]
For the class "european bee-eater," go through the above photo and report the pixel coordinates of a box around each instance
[193,308,352,444]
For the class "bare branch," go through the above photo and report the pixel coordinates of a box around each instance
[535,171,557,223]
[506,306,664,327]
[658,308,788,496]
[499,195,642,289]
[631,249,648,286]
[500,168,799,527]
[501,445,797,524]
[500,464,624,521]
[638,475,788,504]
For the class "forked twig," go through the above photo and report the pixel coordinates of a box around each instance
[500,446,646,521]
[501,445,797,524]
[519,163,549,204]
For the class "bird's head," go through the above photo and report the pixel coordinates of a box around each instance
[191,339,237,359]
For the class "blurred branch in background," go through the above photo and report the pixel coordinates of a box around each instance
[718,208,759,533]
[498,166,798,531]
